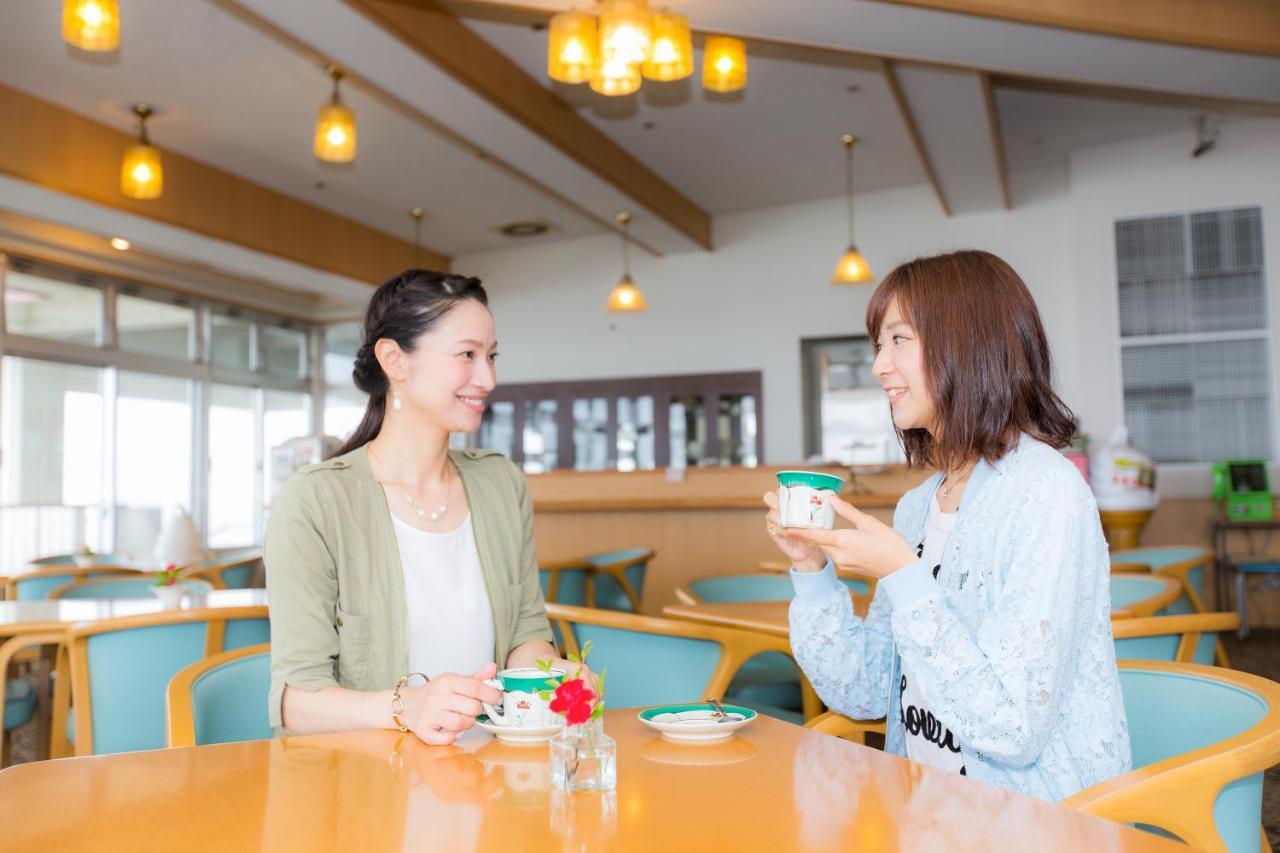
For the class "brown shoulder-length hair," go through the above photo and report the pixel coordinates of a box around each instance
[865,250,1077,472]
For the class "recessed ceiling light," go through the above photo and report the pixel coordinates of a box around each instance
[110,237,131,251]
[497,220,554,238]
[846,84,860,94]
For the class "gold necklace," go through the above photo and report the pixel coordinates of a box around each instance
[940,466,974,499]
[368,444,452,522]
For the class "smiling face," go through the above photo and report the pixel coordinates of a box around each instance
[872,296,936,434]
[385,299,498,434]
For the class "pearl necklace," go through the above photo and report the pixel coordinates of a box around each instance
[368,444,451,523]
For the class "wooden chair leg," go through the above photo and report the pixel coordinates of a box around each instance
[49,643,72,759]
[0,730,10,768]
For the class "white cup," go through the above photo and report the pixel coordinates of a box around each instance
[777,470,845,530]
[482,667,565,728]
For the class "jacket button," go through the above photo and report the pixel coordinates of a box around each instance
[336,616,344,627]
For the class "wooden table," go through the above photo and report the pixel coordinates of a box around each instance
[0,710,1179,852]
[663,593,871,637]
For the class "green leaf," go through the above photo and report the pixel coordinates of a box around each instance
[567,651,580,664]
[580,639,594,659]
[535,659,553,673]
[590,703,605,720]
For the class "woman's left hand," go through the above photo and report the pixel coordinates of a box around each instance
[786,494,919,579]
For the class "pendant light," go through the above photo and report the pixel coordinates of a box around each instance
[606,212,646,312]
[832,134,873,285]
[63,0,120,52]
[120,104,163,200]
[599,0,651,66]
[642,11,692,82]
[314,66,357,164]
[548,10,599,84]
[590,54,642,97]
[702,36,747,93]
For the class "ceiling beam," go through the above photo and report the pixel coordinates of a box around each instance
[869,0,1280,58]
[992,73,1280,118]
[882,61,952,217]
[979,73,1012,210]
[0,84,446,287]
[342,0,713,251]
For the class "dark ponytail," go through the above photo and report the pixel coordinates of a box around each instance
[332,269,489,458]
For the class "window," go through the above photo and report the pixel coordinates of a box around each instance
[322,323,364,441]
[207,385,256,548]
[211,312,256,371]
[1117,207,1272,463]
[115,372,193,557]
[264,325,307,381]
[801,337,902,465]
[3,265,101,345]
[117,290,194,360]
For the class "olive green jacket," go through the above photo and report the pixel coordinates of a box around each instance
[264,445,554,728]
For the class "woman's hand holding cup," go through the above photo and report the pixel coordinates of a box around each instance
[762,491,826,572]
[401,662,502,745]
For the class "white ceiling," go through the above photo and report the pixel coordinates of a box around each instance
[0,0,1275,296]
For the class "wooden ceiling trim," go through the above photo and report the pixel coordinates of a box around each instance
[881,61,953,217]
[980,72,1013,210]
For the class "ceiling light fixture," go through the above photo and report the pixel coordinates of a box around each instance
[599,0,651,66]
[607,212,646,312]
[314,66,357,164]
[63,0,119,52]
[702,36,747,93]
[120,104,163,200]
[110,237,131,251]
[642,11,691,81]
[548,10,599,84]
[832,134,873,285]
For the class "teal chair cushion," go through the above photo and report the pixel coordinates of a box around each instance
[1114,633,1216,666]
[4,679,36,731]
[584,549,650,613]
[28,553,130,567]
[59,579,213,600]
[1111,547,1210,602]
[190,652,272,746]
[225,618,270,651]
[1110,576,1173,614]
[1120,667,1267,851]
[219,565,255,589]
[15,574,78,601]
[540,568,590,606]
[569,621,721,709]
[690,573,869,603]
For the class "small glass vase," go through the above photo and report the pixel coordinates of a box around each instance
[549,717,616,793]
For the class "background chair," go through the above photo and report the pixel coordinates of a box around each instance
[539,559,593,607]
[56,606,270,756]
[581,548,655,613]
[1112,612,1238,666]
[1064,660,1280,853]
[758,560,878,597]
[166,643,271,748]
[182,550,262,590]
[1110,574,1183,618]
[6,566,142,601]
[803,710,886,748]
[1109,546,1214,614]
[546,602,810,724]
[27,553,131,567]
[49,576,214,600]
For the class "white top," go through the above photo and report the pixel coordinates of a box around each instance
[391,513,495,679]
[899,494,967,775]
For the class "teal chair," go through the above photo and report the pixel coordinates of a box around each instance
[9,567,141,601]
[51,577,214,600]
[1065,660,1280,852]
[27,553,131,567]
[540,560,592,606]
[678,573,871,712]
[546,602,806,725]
[166,644,271,747]
[1112,612,1238,666]
[2,679,36,766]
[1111,546,1214,615]
[582,549,654,613]
[58,606,270,756]
[185,550,261,590]
[1110,574,1182,617]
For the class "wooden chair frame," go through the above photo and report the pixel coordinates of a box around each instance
[584,549,655,614]
[1111,573,1183,617]
[545,602,821,719]
[540,559,598,608]
[1064,660,1280,853]
[57,606,269,757]
[1111,612,1239,665]
[803,710,887,748]
[1111,547,1214,612]
[166,642,270,749]
[46,573,171,600]
[181,553,262,590]
[0,630,64,767]
[3,566,141,600]
[758,561,878,596]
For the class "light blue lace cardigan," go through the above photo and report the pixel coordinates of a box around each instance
[789,435,1131,801]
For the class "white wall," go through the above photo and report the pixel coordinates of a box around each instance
[457,116,1280,493]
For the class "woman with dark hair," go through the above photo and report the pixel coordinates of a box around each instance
[266,269,571,743]
[765,250,1130,800]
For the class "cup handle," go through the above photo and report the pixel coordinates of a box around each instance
[481,678,507,725]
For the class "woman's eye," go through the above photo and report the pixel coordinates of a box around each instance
[488,353,499,363]
[893,335,907,345]
[874,343,883,353]
[459,351,474,359]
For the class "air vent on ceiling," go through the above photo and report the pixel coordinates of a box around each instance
[494,220,557,239]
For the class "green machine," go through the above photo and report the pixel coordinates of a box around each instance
[1212,459,1274,521]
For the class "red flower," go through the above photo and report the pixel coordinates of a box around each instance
[550,678,595,725]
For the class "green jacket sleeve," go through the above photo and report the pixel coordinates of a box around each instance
[264,472,341,728]
[508,462,555,652]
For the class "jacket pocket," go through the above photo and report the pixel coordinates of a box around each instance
[335,604,371,686]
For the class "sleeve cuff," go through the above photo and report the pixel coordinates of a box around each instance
[790,559,846,605]
[878,558,937,609]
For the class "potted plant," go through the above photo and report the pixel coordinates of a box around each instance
[537,642,615,793]
[72,545,97,568]
[152,563,185,607]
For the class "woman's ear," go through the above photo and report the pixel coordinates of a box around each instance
[374,338,406,385]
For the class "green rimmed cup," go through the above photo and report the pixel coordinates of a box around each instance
[481,666,565,728]
[776,470,845,530]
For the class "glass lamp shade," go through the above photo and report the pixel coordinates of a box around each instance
[599,0,651,65]
[548,11,599,84]
[832,246,874,284]
[314,102,357,163]
[120,144,163,200]
[606,274,647,311]
[703,36,747,93]
[590,55,642,97]
[642,12,692,81]
[63,0,120,51]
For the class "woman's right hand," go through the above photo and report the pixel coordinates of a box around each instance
[762,492,827,572]
[400,663,502,745]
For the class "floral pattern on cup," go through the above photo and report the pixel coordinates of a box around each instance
[776,470,845,530]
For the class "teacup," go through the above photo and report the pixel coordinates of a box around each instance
[776,470,845,530]
[482,667,565,728]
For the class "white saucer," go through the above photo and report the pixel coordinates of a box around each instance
[475,715,560,745]
[637,703,757,743]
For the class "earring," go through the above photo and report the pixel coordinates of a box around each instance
[392,391,403,412]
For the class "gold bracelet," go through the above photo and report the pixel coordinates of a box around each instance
[391,672,429,733]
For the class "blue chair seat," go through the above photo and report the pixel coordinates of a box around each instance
[4,679,36,731]
[188,651,272,746]
[1235,562,1280,574]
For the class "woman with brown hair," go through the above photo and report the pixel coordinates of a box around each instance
[764,250,1130,800]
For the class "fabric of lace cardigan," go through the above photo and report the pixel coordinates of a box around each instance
[789,435,1131,801]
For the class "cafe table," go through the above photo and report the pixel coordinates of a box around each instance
[0,709,1179,852]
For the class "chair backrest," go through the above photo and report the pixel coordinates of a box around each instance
[583,548,654,613]
[1110,546,1213,611]
[539,561,592,606]
[1112,613,1238,665]
[65,606,270,756]
[27,553,131,567]
[1109,574,1182,617]
[184,551,261,590]
[10,567,141,601]
[1064,660,1280,853]
[50,576,214,600]
[166,643,272,747]
[687,573,869,604]
[545,603,793,710]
